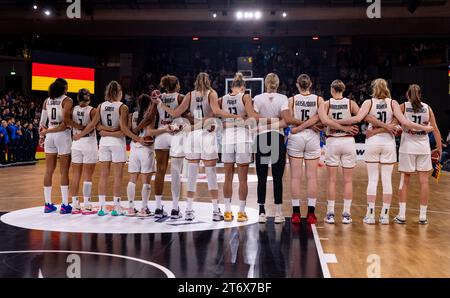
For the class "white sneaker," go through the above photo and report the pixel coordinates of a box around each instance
[324,212,335,224]
[393,215,406,224]
[213,209,224,222]
[342,212,352,224]
[258,213,267,223]
[274,214,285,224]
[185,209,195,221]
[363,215,376,225]
[418,218,428,225]
[379,215,389,225]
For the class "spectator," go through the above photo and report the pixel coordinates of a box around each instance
[0,120,9,164]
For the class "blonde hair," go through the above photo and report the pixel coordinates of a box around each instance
[105,81,122,101]
[194,72,212,95]
[231,72,246,89]
[297,74,312,91]
[371,78,391,99]
[331,80,346,93]
[265,73,279,92]
[406,84,423,113]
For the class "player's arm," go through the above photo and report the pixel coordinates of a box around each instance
[39,99,48,130]
[243,94,266,121]
[392,100,434,132]
[134,103,157,134]
[119,105,143,144]
[209,91,241,119]
[317,101,358,134]
[429,107,442,157]
[73,107,101,140]
[336,100,371,125]
[156,92,190,118]
[283,97,304,126]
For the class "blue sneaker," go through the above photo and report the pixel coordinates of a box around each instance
[60,204,73,214]
[44,203,57,213]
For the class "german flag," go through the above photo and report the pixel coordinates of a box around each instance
[32,62,95,94]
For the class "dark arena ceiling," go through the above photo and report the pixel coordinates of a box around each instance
[0,0,449,37]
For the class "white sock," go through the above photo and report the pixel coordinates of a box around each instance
[367,202,375,216]
[399,202,406,218]
[381,203,390,217]
[292,199,300,207]
[343,199,352,214]
[275,204,282,216]
[72,196,79,206]
[61,185,69,205]
[171,158,183,203]
[155,195,162,210]
[142,184,151,209]
[307,198,317,207]
[239,200,246,213]
[99,195,106,208]
[212,199,219,213]
[419,205,427,219]
[127,182,136,208]
[113,196,121,207]
[224,198,231,212]
[82,181,92,205]
[44,186,52,204]
[186,197,194,211]
[327,200,335,214]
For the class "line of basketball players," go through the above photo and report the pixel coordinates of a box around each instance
[39,72,441,225]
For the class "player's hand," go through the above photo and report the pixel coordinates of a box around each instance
[422,124,434,133]
[99,130,108,137]
[344,125,359,136]
[365,129,375,139]
[290,126,302,134]
[432,148,442,160]
[312,124,324,133]
[39,128,48,136]
[73,133,81,141]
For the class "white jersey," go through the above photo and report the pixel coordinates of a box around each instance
[130,111,151,149]
[99,101,125,147]
[367,98,395,142]
[293,94,319,132]
[72,105,95,137]
[221,93,246,118]
[189,90,213,120]
[400,101,431,154]
[46,95,66,129]
[158,92,179,128]
[326,97,353,137]
[221,93,250,144]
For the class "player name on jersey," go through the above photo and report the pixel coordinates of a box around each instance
[330,103,348,110]
[295,101,316,107]
[104,106,116,112]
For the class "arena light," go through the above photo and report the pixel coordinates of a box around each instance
[236,10,262,21]
[33,4,38,10]
[192,37,199,41]
[236,11,243,20]
[44,9,51,16]
[282,12,287,18]
[253,37,260,41]
[254,11,262,20]
[312,36,320,40]
[212,13,217,18]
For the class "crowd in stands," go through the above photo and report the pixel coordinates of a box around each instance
[0,91,40,165]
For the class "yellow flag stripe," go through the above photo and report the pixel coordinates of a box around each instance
[32,76,95,94]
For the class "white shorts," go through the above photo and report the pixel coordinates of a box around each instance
[44,130,72,155]
[222,142,253,164]
[154,132,172,150]
[287,130,321,160]
[398,153,432,173]
[170,132,186,158]
[364,138,397,164]
[128,146,156,174]
[325,137,356,168]
[99,145,127,163]
[185,130,218,161]
[72,148,98,164]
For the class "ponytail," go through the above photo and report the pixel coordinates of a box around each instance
[265,73,279,92]
[194,72,213,96]
[48,78,67,99]
[105,81,122,101]
[231,72,246,89]
[297,74,312,91]
[406,84,423,113]
[136,94,151,126]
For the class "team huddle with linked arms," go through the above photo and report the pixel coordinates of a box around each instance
[38,71,442,226]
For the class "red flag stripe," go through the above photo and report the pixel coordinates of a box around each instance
[32,63,95,81]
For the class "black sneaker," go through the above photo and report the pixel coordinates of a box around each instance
[154,206,168,219]
[170,208,183,219]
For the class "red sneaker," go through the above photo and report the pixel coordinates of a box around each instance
[291,212,301,224]
[306,212,317,224]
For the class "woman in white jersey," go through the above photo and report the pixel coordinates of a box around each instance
[220,73,259,222]
[69,89,98,215]
[287,75,359,225]
[40,78,84,214]
[126,94,171,217]
[152,75,187,219]
[335,79,433,225]
[395,84,441,225]
[74,81,148,216]
[155,72,241,221]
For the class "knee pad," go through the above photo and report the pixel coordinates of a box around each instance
[381,164,393,195]
[205,166,218,190]
[187,163,199,193]
[366,163,379,196]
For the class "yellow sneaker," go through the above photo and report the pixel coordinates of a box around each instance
[237,212,248,222]
[224,211,234,222]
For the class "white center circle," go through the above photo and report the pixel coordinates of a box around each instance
[0,202,259,234]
